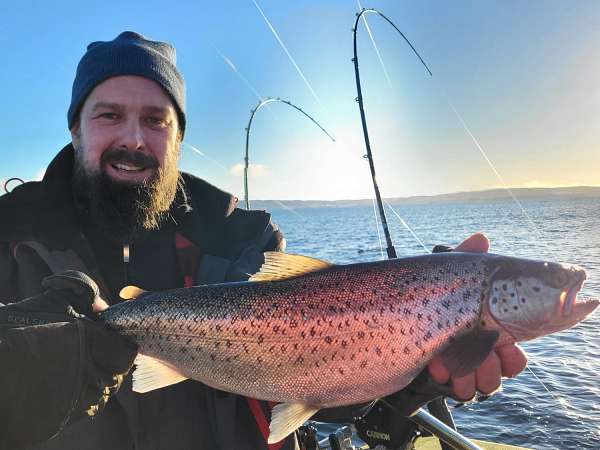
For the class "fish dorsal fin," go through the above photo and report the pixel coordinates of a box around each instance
[250,252,334,282]
[132,354,188,393]
[120,285,148,300]
[441,329,500,378]
[268,402,319,444]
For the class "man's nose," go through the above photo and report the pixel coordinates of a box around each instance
[117,118,145,151]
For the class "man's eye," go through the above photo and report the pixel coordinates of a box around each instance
[146,117,168,128]
[99,113,119,120]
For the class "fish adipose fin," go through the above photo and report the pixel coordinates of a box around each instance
[441,329,500,378]
[250,252,334,282]
[119,285,148,300]
[132,354,188,393]
[268,402,319,444]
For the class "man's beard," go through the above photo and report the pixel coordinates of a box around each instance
[72,146,181,241]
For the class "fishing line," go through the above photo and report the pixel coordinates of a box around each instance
[371,197,385,259]
[433,88,560,263]
[356,0,394,91]
[383,199,430,254]
[183,143,231,172]
[251,0,323,108]
[214,47,279,122]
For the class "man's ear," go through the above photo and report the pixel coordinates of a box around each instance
[70,122,81,150]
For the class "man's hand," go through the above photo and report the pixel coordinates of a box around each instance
[427,233,528,400]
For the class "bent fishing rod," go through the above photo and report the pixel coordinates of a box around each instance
[352,8,432,259]
[243,97,335,210]
[352,8,484,450]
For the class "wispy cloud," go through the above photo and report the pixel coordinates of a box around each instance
[230,163,269,177]
[252,0,322,107]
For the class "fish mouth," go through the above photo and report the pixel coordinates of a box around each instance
[560,271,598,320]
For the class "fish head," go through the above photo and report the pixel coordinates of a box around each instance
[484,257,598,342]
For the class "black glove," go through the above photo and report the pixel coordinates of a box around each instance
[0,271,137,450]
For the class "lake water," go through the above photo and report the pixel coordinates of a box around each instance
[269,196,600,450]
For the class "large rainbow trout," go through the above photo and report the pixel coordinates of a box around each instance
[100,252,598,442]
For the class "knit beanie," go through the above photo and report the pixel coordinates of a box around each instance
[68,31,186,136]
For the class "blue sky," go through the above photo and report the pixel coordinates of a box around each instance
[1,1,599,200]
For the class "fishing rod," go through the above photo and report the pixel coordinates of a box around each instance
[243,97,335,210]
[352,8,485,450]
[352,8,432,260]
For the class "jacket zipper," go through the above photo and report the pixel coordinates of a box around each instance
[123,242,130,285]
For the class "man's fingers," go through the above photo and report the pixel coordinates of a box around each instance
[92,297,110,313]
[475,351,502,394]
[427,356,451,385]
[496,343,528,378]
[454,233,490,253]
[451,374,476,401]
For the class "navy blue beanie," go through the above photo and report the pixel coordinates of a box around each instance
[68,31,186,136]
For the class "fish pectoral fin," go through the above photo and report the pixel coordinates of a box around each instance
[441,329,500,378]
[132,354,188,393]
[250,252,334,282]
[119,285,148,300]
[268,402,319,444]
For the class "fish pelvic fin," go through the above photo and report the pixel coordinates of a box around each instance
[132,354,188,393]
[119,285,148,300]
[441,329,500,378]
[250,252,334,282]
[268,402,319,444]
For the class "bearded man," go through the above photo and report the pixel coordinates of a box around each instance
[0,32,526,450]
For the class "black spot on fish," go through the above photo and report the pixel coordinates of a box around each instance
[492,297,498,304]
[403,346,411,355]
[417,313,423,320]
[513,306,519,310]
[310,327,316,337]
[437,321,444,330]
[281,345,287,353]
[504,308,509,313]
[360,361,368,369]
[421,298,430,307]
[521,298,527,303]
[257,335,264,344]
[311,346,318,354]
[533,286,541,292]
[296,355,304,364]
[210,354,216,361]
[325,336,333,344]
[409,327,414,335]
[481,320,486,327]
[269,345,275,353]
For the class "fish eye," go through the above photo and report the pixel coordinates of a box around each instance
[553,270,570,286]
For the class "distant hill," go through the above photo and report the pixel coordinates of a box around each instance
[249,186,600,210]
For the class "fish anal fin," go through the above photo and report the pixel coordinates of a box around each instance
[250,252,334,282]
[120,285,148,300]
[132,354,188,393]
[441,329,500,378]
[268,402,319,444]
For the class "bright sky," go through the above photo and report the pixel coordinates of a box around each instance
[1,1,599,200]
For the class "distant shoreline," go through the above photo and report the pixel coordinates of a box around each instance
[249,186,600,210]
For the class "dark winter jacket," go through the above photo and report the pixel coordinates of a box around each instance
[0,144,296,450]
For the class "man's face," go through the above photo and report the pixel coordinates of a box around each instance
[71,75,182,239]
